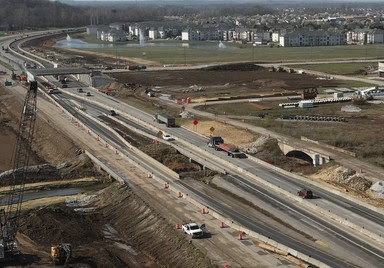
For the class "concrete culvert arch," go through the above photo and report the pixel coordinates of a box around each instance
[286,150,313,164]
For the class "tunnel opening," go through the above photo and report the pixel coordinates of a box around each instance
[286,150,313,165]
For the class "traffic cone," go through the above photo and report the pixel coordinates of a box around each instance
[178,192,183,198]
[105,143,109,148]
[164,182,169,189]
[96,136,100,141]
[176,223,180,229]
[224,264,229,268]
[220,221,225,228]
[238,232,244,240]
[201,208,206,214]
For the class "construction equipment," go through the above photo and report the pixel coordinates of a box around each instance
[297,189,313,199]
[0,81,38,261]
[51,243,72,266]
[154,114,176,127]
[207,136,247,158]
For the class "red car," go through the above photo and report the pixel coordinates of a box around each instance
[298,189,313,199]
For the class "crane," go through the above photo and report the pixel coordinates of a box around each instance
[0,80,38,261]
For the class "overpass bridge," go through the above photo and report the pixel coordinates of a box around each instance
[278,140,331,166]
[27,67,92,86]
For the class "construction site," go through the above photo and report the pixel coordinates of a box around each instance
[0,31,384,268]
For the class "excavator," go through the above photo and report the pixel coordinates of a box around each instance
[51,243,72,266]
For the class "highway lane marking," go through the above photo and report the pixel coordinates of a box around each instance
[227,174,384,261]
[181,181,360,268]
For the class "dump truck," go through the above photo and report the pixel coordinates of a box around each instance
[207,136,246,158]
[154,114,176,127]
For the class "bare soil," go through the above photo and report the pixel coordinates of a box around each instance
[0,87,79,171]
[0,88,44,172]
[0,85,214,267]
[102,116,217,181]
[110,67,341,100]
[17,184,214,268]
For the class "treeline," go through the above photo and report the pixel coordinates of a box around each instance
[0,0,274,31]
[0,0,89,30]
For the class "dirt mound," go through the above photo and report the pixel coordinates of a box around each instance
[0,93,78,168]
[60,154,107,180]
[140,143,205,177]
[249,138,313,173]
[18,184,214,268]
[311,165,372,192]
[98,81,126,92]
[203,63,265,71]
[20,205,103,247]
[182,120,257,148]
[0,154,108,186]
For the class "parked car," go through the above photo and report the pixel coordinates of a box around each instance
[77,88,83,93]
[86,92,91,96]
[162,134,174,141]
[297,189,313,199]
[109,110,117,116]
[62,84,68,88]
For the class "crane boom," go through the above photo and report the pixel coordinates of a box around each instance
[0,81,38,260]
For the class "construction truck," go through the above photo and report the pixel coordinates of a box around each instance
[154,114,176,127]
[207,136,247,158]
[297,189,313,199]
[51,243,72,266]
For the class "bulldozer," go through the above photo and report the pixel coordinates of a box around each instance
[51,243,72,266]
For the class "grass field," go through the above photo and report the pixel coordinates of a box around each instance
[77,42,384,65]
[289,62,376,76]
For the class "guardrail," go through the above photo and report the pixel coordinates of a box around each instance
[85,147,331,268]
[301,136,357,157]
[106,115,226,174]
[75,107,180,180]
[48,77,384,244]
[175,131,384,244]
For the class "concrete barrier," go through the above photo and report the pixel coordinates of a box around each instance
[301,136,357,157]
[246,153,384,216]
[85,150,125,185]
[74,107,180,180]
[175,136,384,244]
[44,70,384,244]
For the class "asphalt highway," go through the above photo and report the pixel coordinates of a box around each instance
[52,92,375,267]
[6,33,384,267]
[56,90,384,267]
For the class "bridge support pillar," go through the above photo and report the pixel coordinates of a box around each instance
[313,154,321,166]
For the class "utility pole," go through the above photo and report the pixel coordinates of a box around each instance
[252,43,255,62]
[184,47,186,66]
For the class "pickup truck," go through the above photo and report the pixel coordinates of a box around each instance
[181,222,205,238]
